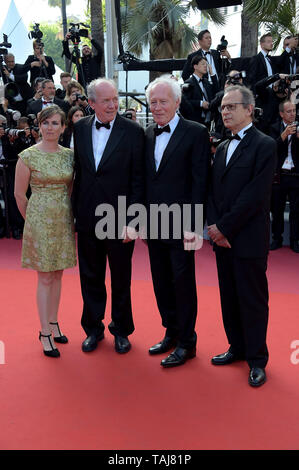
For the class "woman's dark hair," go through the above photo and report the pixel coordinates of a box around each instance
[66,105,85,129]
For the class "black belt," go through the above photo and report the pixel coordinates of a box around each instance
[281,169,299,176]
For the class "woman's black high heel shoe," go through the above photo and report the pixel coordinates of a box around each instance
[49,322,68,344]
[39,332,60,357]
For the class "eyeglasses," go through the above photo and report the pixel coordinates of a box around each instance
[221,103,245,112]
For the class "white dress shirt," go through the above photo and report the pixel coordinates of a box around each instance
[202,50,218,82]
[226,123,253,165]
[282,121,294,170]
[261,49,273,77]
[285,47,297,74]
[92,116,115,170]
[154,113,180,170]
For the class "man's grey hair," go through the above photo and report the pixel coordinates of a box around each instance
[145,75,181,104]
[87,78,118,102]
[224,85,255,108]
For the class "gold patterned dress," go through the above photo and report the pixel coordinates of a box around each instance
[19,145,77,272]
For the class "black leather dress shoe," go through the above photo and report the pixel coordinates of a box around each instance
[248,367,266,387]
[114,335,131,354]
[291,241,299,253]
[211,350,243,365]
[270,239,282,250]
[82,332,104,352]
[161,346,196,368]
[12,229,22,240]
[149,336,177,355]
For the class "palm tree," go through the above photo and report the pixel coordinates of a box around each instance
[121,0,225,80]
[89,0,105,76]
[241,0,297,56]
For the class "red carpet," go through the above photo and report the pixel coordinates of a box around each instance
[0,239,299,450]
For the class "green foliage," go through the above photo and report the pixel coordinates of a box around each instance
[244,0,297,49]
[47,0,71,7]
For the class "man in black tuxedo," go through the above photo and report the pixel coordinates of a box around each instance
[26,79,68,115]
[249,33,277,91]
[145,76,210,368]
[182,29,230,83]
[2,54,32,114]
[207,85,276,387]
[72,78,144,354]
[280,35,298,75]
[269,100,299,253]
[180,55,219,128]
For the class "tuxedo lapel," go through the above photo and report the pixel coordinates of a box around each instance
[156,117,187,176]
[97,114,125,171]
[83,115,96,173]
[222,127,255,178]
[146,125,157,175]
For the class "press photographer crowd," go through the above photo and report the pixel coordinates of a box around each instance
[0,26,298,253]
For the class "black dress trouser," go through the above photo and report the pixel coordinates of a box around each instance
[77,231,135,338]
[215,248,269,369]
[147,239,198,350]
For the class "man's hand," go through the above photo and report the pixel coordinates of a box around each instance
[202,101,210,110]
[121,226,138,243]
[3,67,10,77]
[281,123,297,141]
[0,127,6,138]
[220,49,231,60]
[208,224,231,248]
[183,231,203,251]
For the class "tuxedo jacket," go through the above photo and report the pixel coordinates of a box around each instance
[72,113,144,233]
[2,63,32,100]
[270,120,299,174]
[145,116,211,239]
[180,74,219,124]
[279,49,299,74]
[26,97,68,116]
[182,48,222,82]
[248,52,277,89]
[207,126,277,258]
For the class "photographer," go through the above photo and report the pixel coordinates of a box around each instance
[62,31,103,87]
[64,80,94,115]
[55,72,72,100]
[269,100,299,253]
[0,114,24,239]
[280,35,298,75]
[254,73,292,135]
[182,29,231,84]
[26,77,44,107]
[2,54,32,112]
[180,55,219,129]
[25,40,55,85]
[209,70,245,137]
[26,79,68,115]
[248,33,278,91]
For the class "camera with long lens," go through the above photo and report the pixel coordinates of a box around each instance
[68,23,89,45]
[28,23,43,44]
[27,114,39,134]
[217,35,228,52]
[0,123,26,139]
[226,71,246,85]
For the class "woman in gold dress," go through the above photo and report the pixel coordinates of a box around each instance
[14,105,76,358]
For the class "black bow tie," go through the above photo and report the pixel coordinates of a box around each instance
[154,124,171,136]
[228,134,241,141]
[96,121,111,130]
[204,51,211,55]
